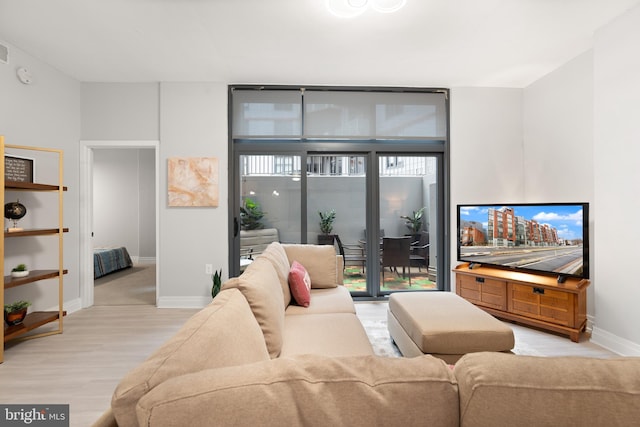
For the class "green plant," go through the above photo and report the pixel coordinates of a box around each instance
[401,207,425,233]
[211,269,223,299]
[318,209,336,234]
[12,263,28,272]
[4,300,31,313]
[240,197,265,230]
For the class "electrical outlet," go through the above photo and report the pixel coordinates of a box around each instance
[205,264,213,275]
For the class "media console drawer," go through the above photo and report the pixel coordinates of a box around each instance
[456,275,507,311]
[454,263,589,342]
[508,283,575,327]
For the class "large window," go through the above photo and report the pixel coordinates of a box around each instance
[230,86,450,296]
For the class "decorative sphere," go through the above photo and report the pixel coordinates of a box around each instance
[4,201,27,220]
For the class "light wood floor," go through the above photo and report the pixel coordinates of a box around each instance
[94,264,156,306]
[0,302,618,427]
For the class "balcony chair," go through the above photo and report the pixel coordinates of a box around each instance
[381,236,412,286]
[409,231,430,271]
[334,235,367,273]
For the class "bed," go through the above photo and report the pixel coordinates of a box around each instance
[94,247,133,279]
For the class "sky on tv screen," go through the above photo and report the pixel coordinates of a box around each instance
[459,204,584,241]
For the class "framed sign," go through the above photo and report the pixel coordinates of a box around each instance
[5,155,35,183]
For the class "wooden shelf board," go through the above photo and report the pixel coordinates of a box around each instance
[4,269,68,289]
[4,311,65,342]
[5,181,68,191]
[5,228,69,237]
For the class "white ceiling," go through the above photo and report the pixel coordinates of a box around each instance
[0,0,638,87]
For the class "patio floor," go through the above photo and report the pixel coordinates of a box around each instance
[343,266,437,292]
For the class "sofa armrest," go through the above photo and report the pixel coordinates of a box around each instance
[455,352,640,427]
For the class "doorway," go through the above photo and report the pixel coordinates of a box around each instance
[79,141,160,308]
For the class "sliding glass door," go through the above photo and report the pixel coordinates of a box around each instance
[234,150,444,296]
[307,154,368,293]
[377,155,438,294]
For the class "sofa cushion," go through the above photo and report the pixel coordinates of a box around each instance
[280,313,374,357]
[455,352,640,427]
[111,288,269,427]
[282,244,338,288]
[285,286,356,316]
[288,260,311,307]
[257,241,292,307]
[136,354,460,427]
[222,256,285,358]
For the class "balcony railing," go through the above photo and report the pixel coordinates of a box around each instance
[241,155,432,177]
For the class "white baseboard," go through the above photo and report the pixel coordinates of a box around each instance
[137,257,156,265]
[586,314,595,334]
[157,296,210,309]
[590,326,640,356]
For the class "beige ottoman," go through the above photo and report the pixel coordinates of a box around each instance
[388,292,514,364]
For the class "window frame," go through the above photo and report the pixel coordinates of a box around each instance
[228,85,451,295]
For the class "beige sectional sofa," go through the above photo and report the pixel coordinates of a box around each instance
[94,242,640,427]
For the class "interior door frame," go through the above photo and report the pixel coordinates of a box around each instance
[79,140,160,308]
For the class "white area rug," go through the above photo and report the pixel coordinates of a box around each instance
[360,318,402,357]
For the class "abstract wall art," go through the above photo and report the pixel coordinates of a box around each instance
[168,157,219,207]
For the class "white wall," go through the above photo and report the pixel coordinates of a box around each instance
[81,83,159,140]
[591,3,640,355]
[523,51,595,316]
[93,149,155,260]
[523,52,594,202]
[158,83,228,306]
[450,88,524,204]
[0,42,81,312]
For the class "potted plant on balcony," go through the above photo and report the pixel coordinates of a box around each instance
[240,197,265,230]
[318,209,336,245]
[401,207,425,241]
[4,300,31,326]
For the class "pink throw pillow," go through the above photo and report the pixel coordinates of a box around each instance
[288,261,311,307]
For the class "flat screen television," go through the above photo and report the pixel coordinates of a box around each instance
[457,203,589,281]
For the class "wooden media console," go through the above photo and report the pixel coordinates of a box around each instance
[454,263,590,342]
